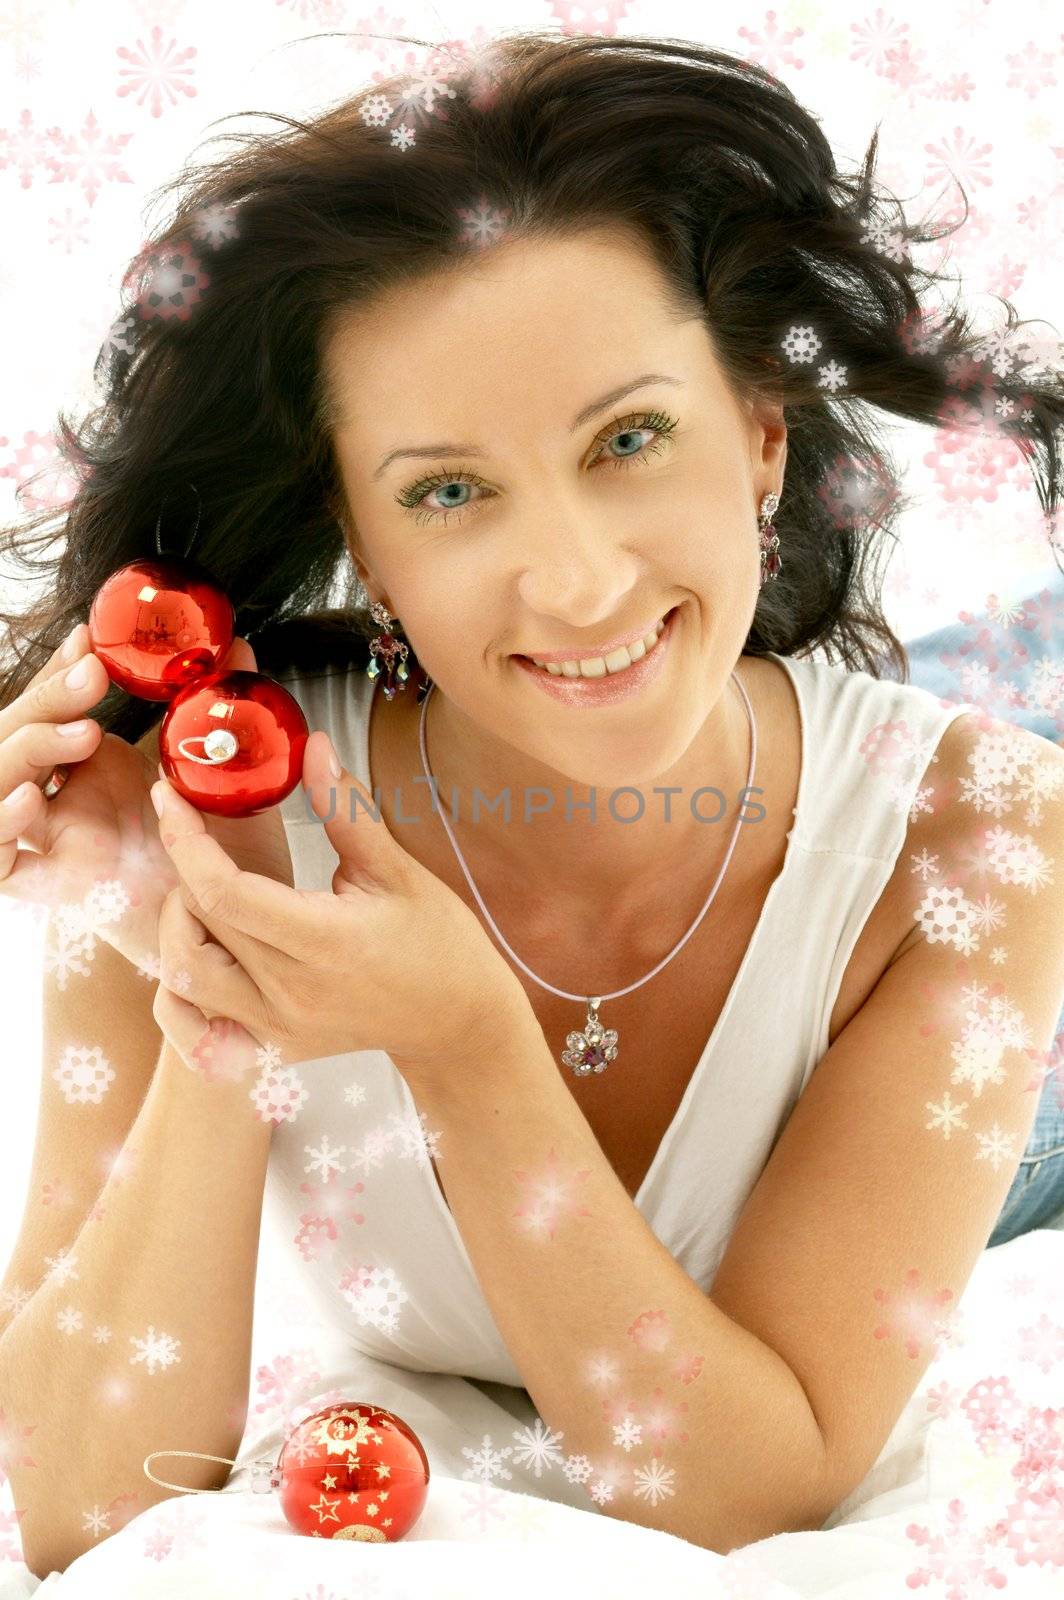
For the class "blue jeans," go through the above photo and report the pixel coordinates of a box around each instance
[988,1027,1064,1245]
[904,570,1064,1246]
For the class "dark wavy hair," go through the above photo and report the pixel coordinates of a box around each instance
[2,27,1062,746]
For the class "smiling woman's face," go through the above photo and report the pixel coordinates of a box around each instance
[321,222,786,798]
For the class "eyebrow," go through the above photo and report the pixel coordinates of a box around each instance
[370,373,685,482]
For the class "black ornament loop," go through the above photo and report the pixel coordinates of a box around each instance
[155,481,202,563]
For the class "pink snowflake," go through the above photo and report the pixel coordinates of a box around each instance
[849,7,911,77]
[1016,1314,1064,1377]
[45,109,134,208]
[872,1268,956,1360]
[736,9,805,74]
[116,26,198,119]
[906,1496,1009,1594]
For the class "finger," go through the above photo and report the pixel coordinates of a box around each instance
[157,884,263,1033]
[151,776,320,956]
[153,982,263,1085]
[302,731,406,897]
[0,625,106,865]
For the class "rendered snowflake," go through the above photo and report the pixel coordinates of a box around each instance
[129,1325,182,1375]
[780,325,823,364]
[250,1065,309,1125]
[338,1262,409,1335]
[509,1417,566,1478]
[52,1044,116,1105]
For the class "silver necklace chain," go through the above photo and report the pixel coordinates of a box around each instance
[413,664,757,1078]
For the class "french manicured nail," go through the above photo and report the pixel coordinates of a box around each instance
[326,737,342,780]
[150,785,164,817]
[65,658,92,689]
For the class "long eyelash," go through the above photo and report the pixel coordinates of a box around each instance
[394,409,680,527]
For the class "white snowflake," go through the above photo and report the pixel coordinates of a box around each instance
[303,1134,347,1180]
[385,1107,441,1166]
[950,1015,1009,1098]
[342,1079,367,1109]
[780,324,822,364]
[255,1040,283,1073]
[984,825,1054,892]
[81,1504,111,1537]
[92,1325,113,1344]
[817,360,848,392]
[510,1417,566,1478]
[129,1324,182,1375]
[390,124,416,152]
[43,923,95,990]
[612,1415,643,1452]
[339,1263,408,1336]
[249,1065,308,1126]
[914,883,982,953]
[926,1091,969,1139]
[359,93,393,128]
[82,877,133,930]
[43,1249,79,1285]
[632,1456,677,1507]
[52,1044,116,1105]
[461,1432,515,1484]
[562,1454,594,1485]
[56,1305,83,1335]
[974,1122,1018,1173]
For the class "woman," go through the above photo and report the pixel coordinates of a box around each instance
[1,28,1062,1575]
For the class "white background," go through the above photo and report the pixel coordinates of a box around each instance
[1,0,1061,1290]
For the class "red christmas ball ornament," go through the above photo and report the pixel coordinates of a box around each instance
[270,1401,430,1542]
[159,669,309,818]
[88,556,234,701]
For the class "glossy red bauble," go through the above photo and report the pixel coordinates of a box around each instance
[159,670,309,818]
[88,557,234,701]
[271,1401,430,1542]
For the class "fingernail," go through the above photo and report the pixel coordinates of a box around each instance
[150,785,164,817]
[325,737,342,780]
[61,626,81,661]
[65,658,92,689]
[56,719,88,738]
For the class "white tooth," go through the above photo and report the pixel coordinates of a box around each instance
[531,615,668,678]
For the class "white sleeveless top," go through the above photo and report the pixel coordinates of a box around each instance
[264,650,978,1388]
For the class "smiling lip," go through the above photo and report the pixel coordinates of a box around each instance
[513,603,679,706]
[512,608,675,664]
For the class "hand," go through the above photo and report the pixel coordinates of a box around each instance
[0,629,291,976]
[150,728,535,1090]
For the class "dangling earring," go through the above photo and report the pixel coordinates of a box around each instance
[366,599,433,703]
[758,491,782,587]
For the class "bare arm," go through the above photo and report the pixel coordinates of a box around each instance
[0,1036,274,1578]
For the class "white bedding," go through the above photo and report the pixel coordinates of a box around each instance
[4,1227,1062,1599]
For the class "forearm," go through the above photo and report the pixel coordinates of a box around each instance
[0,1036,274,1577]
[411,1015,831,1554]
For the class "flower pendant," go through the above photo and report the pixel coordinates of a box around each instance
[560,996,619,1078]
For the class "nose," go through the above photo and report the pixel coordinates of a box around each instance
[513,503,644,636]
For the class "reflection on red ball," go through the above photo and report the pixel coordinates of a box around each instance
[159,670,309,818]
[274,1401,430,1542]
[88,557,234,700]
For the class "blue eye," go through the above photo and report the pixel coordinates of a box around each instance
[394,409,680,527]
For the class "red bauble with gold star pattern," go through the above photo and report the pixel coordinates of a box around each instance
[270,1401,430,1541]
